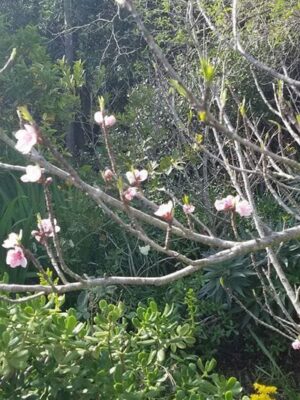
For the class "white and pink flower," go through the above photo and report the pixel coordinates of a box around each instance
[292,339,300,350]
[214,195,253,218]
[6,246,27,268]
[2,231,22,249]
[154,201,174,223]
[183,204,195,214]
[123,187,138,202]
[126,169,148,186]
[15,124,38,154]
[235,199,253,217]
[94,111,117,128]
[20,165,42,183]
[32,218,60,243]
[214,195,237,212]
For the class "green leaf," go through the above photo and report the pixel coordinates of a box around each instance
[72,322,85,335]
[99,299,107,310]
[200,59,215,82]
[98,96,105,111]
[169,79,187,98]
[182,194,189,205]
[206,358,217,373]
[149,300,157,313]
[226,377,237,389]
[225,391,233,400]
[65,315,77,332]
[17,105,34,123]
[157,348,165,362]
[197,357,205,372]
[108,310,120,322]
[24,306,34,316]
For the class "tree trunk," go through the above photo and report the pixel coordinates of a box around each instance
[64,0,76,154]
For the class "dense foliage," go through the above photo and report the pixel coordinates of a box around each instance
[0,283,245,400]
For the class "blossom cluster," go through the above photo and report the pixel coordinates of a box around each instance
[122,169,148,201]
[2,219,61,269]
[214,195,252,217]
[94,111,117,128]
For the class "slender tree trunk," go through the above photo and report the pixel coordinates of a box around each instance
[64,0,76,154]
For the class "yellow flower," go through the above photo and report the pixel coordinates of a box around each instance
[249,383,277,400]
[250,395,272,400]
[250,395,262,400]
[253,383,277,395]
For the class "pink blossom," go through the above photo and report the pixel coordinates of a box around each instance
[94,112,117,127]
[32,218,60,243]
[6,246,27,268]
[123,187,138,201]
[15,124,38,154]
[292,339,300,350]
[183,204,195,214]
[105,115,117,127]
[2,231,22,249]
[154,201,173,222]
[103,169,114,182]
[214,195,236,212]
[126,169,148,186]
[38,218,60,236]
[235,199,253,217]
[20,165,42,183]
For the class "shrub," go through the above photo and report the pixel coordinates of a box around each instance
[0,281,244,399]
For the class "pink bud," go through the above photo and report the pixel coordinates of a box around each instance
[126,169,148,186]
[94,112,116,127]
[154,201,173,222]
[20,165,42,183]
[103,169,114,182]
[123,187,138,201]
[104,115,117,127]
[15,124,38,154]
[6,246,27,268]
[183,204,195,214]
